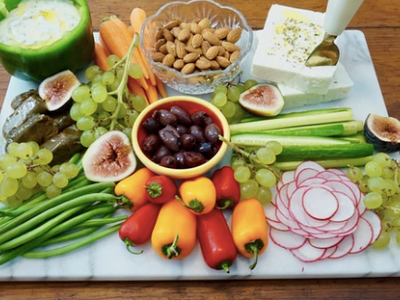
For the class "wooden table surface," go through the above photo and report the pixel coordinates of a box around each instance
[1,0,400,299]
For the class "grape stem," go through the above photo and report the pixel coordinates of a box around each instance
[218,135,280,179]
[108,33,140,131]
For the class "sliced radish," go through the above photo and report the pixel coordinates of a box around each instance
[339,175,352,182]
[329,212,360,236]
[290,241,327,263]
[329,191,355,222]
[302,187,339,220]
[276,209,302,230]
[327,169,346,176]
[324,181,356,202]
[295,161,325,176]
[281,171,295,184]
[330,235,354,259]
[265,204,279,222]
[270,186,278,205]
[308,231,344,240]
[286,181,297,199]
[267,218,290,231]
[357,197,367,215]
[349,218,373,254]
[321,246,337,259]
[289,227,313,238]
[298,223,329,235]
[298,177,327,187]
[295,168,319,185]
[309,236,344,249]
[270,228,307,250]
[361,210,382,244]
[343,181,363,205]
[316,170,343,181]
[317,220,347,232]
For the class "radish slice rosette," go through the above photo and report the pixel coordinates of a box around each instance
[265,161,382,263]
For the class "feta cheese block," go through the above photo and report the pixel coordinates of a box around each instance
[251,4,337,95]
[279,63,354,109]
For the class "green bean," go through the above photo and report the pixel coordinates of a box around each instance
[0,193,118,248]
[75,215,128,228]
[62,178,92,193]
[0,216,11,227]
[0,182,115,235]
[69,152,82,165]
[22,224,121,259]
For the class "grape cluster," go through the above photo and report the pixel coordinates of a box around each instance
[230,140,283,205]
[210,79,258,124]
[71,50,147,148]
[347,152,400,249]
[0,142,80,206]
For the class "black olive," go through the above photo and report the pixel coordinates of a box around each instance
[160,156,177,168]
[176,124,189,135]
[152,145,171,163]
[158,125,180,152]
[204,123,221,144]
[191,111,212,127]
[180,134,196,150]
[197,142,218,159]
[170,106,192,126]
[189,125,206,144]
[142,134,161,154]
[164,124,180,137]
[174,150,186,169]
[142,117,161,134]
[183,151,207,168]
[153,109,177,126]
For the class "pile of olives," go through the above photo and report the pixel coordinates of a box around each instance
[141,105,222,169]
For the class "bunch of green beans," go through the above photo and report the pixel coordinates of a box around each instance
[0,181,129,266]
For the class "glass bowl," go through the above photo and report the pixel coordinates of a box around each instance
[140,0,253,95]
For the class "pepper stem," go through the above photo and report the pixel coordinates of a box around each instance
[215,198,234,210]
[219,261,231,273]
[175,195,204,213]
[123,239,143,255]
[144,182,162,198]
[245,239,265,270]
[248,245,259,270]
[166,234,180,259]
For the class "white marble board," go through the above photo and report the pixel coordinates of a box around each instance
[0,30,399,281]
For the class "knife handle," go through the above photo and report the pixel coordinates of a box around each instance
[324,0,364,36]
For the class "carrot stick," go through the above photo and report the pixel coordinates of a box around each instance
[94,43,110,71]
[155,76,168,98]
[99,35,111,57]
[128,77,149,105]
[145,80,159,104]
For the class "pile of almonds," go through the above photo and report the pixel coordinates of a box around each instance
[151,17,242,75]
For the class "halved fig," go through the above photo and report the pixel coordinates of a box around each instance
[364,113,400,152]
[38,70,80,111]
[239,83,284,117]
[82,131,137,182]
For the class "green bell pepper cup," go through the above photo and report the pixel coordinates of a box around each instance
[0,0,94,82]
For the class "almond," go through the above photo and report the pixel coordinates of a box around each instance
[163,28,174,42]
[210,60,220,70]
[222,41,241,53]
[178,28,191,42]
[190,22,201,34]
[224,51,230,60]
[185,45,203,55]
[202,28,215,35]
[196,57,211,70]
[218,46,225,56]
[151,52,165,62]
[181,63,195,75]
[216,56,230,68]
[205,46,219,60]
[191,34,203,48]
[198,18,210,31]
[162,54,175,67]
[159,44,168,54]
[202,31,221,46]
[171,27,182,38]
[166,41,177,57]
[183,52,200,63]
[155,27,164,40]
[155,38,166,52]
[164,19,179,30]
[201,41,211,55]
[227,27,242,43]
[180,22,191,30]
[176,41,187,59]
[215,27,230,40]
[173,59,185,70]
[186,34,194,46]
[230,50,241,63]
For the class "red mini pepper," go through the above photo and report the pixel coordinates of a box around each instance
[144,175,177,204]
[211,166,241,209]
[197,208,237,273]
[119,202,161,254]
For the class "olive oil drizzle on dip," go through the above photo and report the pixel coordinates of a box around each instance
[0,0,81,49]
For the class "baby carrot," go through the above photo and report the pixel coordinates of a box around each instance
[128,77,149,105]
[94,43,110,71]
[155,76,167,98]
[145,80,159,103]
[99,34,111,57]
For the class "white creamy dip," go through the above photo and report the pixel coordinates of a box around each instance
[0,0,81,49]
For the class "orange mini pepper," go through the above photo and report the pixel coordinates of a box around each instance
[231,198,269,270]
[114,167,155,212]
[178,176,216,215]
[151,198,197,259]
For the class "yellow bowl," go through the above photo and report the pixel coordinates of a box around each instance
[132,96,230,179]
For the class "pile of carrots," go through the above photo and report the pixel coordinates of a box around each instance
[94,8,167,105]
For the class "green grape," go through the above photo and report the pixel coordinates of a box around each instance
[91,84,108,103]
[52,172,69,188]
[60,163,79,179]
[128,63,143,79]
[6,162,27,179]
[106,55,120,68]
[130,95,147,112]
[231,158,246,170]
[22,171,38,189]
[240,179,259,199]
[221,101,236,118]
[256,148,276,164]
[0,153,17,169]
[76,116,96,131]
[123,127,133,141]
[233,103,246,117]
[125,110,139,128]
[367,177,386,193]
[256,186,272,205]
[392,218,400,228]
[94,127,108,139]
[244,79,258,90]
[80,130,96,148]
[265,141,283,155]
[116,67,124,80]
[363,192,383,209]
[396,231,400,245]
[37,171,53,187]
[236,84,245,93]
[346,166,364,182]
[213,92,227,108]
[1,176,18,197]
[373,152,391,168]
[117,104,128,119]
[365,161,382,178]
[72,85,91,102]
[381,219,391,231]
[214,85,228,95]
[15,184,32,201]
[358,175,370,194]
[102,96,117,112]
[0,172,4,183]
[70,102,83,121]
[255,168,276,188]
[372,231,390,250]
[51,165,60,172]
[85,65,101,81]
[227,86,241,102]
[15,143,33,159]
[384,179,398,196]
[27,141,40,156]
[6,195,23,208]
[92,74,103,84]
[35,149,53,165]
[234,166,251,183]
[387,201,400,217]
[98,111,111,126]
[382,166,395,179]
[46,184,62,199]
[6,142,19,156]
[101,71,115,85]
[80,98,98,116]
[108,78,121,92]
